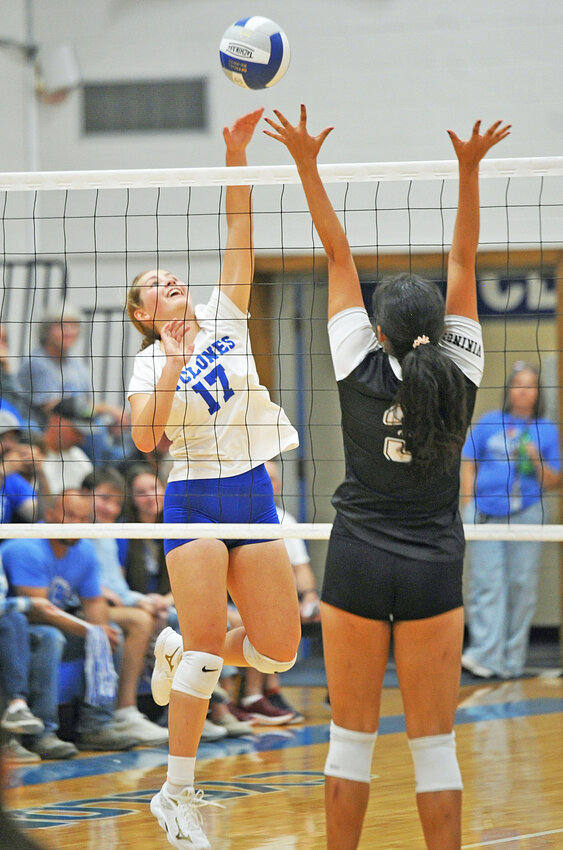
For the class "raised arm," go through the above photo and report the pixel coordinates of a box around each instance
[220,108,264,313]
[264,104,363,320]
[446,120,511,320]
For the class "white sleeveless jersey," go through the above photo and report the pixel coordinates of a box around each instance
[128,287,298,481]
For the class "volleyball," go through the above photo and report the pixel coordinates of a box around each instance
[219,17,290,89]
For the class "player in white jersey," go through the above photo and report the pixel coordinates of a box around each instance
[126,109,301,850]
[266,106,510,850]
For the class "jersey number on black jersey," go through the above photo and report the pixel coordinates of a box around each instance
[382,404,412,464]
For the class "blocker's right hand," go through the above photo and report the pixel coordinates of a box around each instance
[264,104,333,167]
[160,319,194,367]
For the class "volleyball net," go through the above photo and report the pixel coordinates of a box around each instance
[0,156,562,545]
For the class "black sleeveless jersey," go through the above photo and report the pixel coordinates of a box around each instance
[332,348,478,562]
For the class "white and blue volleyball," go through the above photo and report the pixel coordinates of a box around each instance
[220,17,290,89]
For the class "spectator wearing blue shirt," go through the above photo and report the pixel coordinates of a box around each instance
[461,362,561,678]
[1,491,139,755]
[5,430,51,513]
[0,411,37,523]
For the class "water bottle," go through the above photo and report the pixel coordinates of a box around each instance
[516,431,535,476]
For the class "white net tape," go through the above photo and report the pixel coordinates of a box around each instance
[0,523,561,542]
[1,156,562,191]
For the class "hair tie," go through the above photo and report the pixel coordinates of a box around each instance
[412,335,430,349]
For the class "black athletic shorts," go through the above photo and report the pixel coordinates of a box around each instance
[322,517,463,622]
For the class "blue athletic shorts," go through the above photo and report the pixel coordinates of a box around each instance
[163,463,279,555]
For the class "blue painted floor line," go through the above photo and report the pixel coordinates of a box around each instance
[8,697,563,789]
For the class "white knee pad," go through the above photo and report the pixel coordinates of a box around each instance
[242,636,297,674]
[408,731,463,793]
[171,650,223,700]
[324,721,378,784]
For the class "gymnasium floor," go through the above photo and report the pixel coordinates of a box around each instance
[5,641,563,850]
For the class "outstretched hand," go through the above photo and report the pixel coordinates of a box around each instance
[160,319,194,366]
[223,108,264,154]
[264,104,333,167]
[448,119,511,170]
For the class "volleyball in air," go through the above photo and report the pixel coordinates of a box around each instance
[219,17,290,89]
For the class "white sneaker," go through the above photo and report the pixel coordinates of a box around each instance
[112,706,169,745]
[213,711,255,737]
[152,627,183,706]
[150,784,221,850]
[461,653,495,679]
[1,701,44,736]
[200,718,227,742]
[2,736,41,764]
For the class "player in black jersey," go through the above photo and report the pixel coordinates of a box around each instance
[265,106,510,850]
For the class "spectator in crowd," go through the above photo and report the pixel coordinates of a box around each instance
[0,561,57,764]
[42,399,94,495]
[1,490,139,755]
[16,306,121,424]
[87,408,136,467]
[15,307,126,466]
[1,429,50,517]
[1,553,75,761]
[461,361,561,679]
[118,465,175,622]
[81,467,168,745]
[0,410,24,461]
[16,306,92,424]
[0,411,38,523]
[120,432,174,487]
[206,684,254,738]
[0,324,27,422]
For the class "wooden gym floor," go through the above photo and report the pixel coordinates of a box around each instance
[4,671,563,849]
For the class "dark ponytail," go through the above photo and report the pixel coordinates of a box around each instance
[373,274,468,476]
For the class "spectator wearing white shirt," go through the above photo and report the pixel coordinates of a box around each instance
[42,399,94,495]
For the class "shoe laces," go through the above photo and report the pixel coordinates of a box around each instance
[172,788,224,835]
